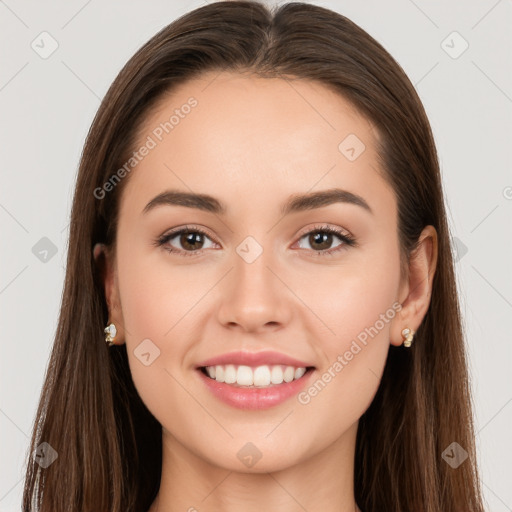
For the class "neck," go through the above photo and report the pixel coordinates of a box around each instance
[149,422,361,512]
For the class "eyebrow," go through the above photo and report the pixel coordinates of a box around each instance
[142,188,372,216]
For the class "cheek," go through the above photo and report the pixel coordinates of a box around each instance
[293,284,397,452]
[295,242,401,415]
[295,240,401,356]
[117,246,214,342]
[115,253,209,408]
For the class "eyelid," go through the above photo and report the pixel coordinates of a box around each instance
[160,224,216,240]
[292,223,357,256]
[294,223,354,241]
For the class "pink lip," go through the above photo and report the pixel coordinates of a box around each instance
[195,350,313,369]
[197,367,315,410]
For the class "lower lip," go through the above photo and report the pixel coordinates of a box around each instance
[197,368,315,410]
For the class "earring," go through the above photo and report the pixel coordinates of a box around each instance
[104,322,117,347]
[401,327,414,348]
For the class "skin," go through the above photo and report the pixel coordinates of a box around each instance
[94,71,437,512]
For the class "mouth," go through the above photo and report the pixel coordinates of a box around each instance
[196,363,316,409]
[198,364,315,388]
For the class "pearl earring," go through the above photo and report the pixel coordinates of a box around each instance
[401,327,414,347]
[104,322,117,347]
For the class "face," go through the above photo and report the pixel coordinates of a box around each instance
[102,71,409,472]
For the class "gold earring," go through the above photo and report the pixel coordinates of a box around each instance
[401,328,414,347]
[104,322,117,347]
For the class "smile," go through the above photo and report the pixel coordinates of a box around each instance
[200,364,309,387]
[196,365,315,410]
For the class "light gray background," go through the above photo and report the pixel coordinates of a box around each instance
[1,1,511,510]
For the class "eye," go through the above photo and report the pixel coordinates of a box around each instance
[154,224,356,258]
[155,226,217,256]
[295,225,356,255]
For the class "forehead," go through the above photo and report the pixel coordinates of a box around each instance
[138,71,374,150]
[119,71,393,220]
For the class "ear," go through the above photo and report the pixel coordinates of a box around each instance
[93,243,125,345]
[390,225,438,347]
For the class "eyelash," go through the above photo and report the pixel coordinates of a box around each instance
[154,224,357,258]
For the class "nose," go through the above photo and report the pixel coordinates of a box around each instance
[216,244,293,333]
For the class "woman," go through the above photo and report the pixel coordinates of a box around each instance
[22,1,486,511]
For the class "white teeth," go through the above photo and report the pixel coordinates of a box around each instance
[215,365,224,382]
[253,365,271,386]
[294,367,306,379]
[224,364,237,384]
[236,365,253,386]
[205,364,309,387]
[283,366,295,383]
[270,365,284,384]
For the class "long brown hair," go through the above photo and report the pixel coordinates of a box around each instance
[22,1,486,510]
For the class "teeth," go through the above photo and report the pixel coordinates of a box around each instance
[205,364,309,387]
[237,365,253,386]
[224,364,237,384]
[253,365,271,386]
[294,367,306,379]
[283,366,295,382]
[270,365,283,384]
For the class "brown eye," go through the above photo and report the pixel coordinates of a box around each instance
[308,231,334,251]
[156,225,355,257]
[179,231,206,251]
[297,228,351,253]
[158,227,216,255]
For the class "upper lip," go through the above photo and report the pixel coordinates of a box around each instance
[196,350,314,369]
